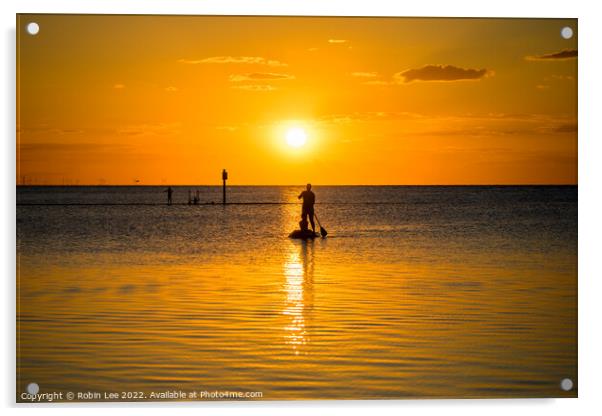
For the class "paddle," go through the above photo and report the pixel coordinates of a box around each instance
[314,213,328,237]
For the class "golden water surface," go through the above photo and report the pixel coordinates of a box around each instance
[17,186,577,400]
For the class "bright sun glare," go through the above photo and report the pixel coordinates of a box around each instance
[285,127,307,148]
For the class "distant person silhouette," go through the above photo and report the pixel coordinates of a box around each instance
[165,187,173,205]
[298,183,316,233]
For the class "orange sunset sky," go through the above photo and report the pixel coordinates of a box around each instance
[17,15,577,185]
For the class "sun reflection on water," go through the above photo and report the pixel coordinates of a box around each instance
[283,240,314,355]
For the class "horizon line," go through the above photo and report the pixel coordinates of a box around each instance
[16,183,578,187]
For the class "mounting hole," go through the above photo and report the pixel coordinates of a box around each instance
[26,22,40,36]
[560,378,573,391]
[561,26,573,40]
[26,382,39,395]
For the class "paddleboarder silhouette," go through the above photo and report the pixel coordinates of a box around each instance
[298,183,316,233]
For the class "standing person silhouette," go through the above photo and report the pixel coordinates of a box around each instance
[298,183,316,233]
[165,186,173,205]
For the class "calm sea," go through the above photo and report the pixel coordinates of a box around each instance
[16,186,577,400]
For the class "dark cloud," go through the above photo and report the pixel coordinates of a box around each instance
[537,123,578,134]
[526,49,578,61]
[555,123,578,133]
[395,65,491,83]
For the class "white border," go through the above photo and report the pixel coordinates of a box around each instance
[5,0,585,17]
[3,1,601,415]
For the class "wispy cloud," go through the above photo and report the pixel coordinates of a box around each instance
[18,125,113,137]
[526,49,577,61]
[317,111,576,138]
[17,142,135,164]
[363,80,393,86]
[30,128,84,135]
[113,84,125,89]
[328,39,348,44]
[229,73,295,82]
[215,126,238,132]
[178,56,287,67]
[231,85,276,92]
[395,65,492,83]
[545,74,575,81]
[536,123,578,134]
[350,72,395,86]
[351,72,379,78]
[319,111,426,124]
[17,142,158,168]
[555,123,578,133]
[165,86,178,92]
[19,142,126,153]
[117,123,181,137]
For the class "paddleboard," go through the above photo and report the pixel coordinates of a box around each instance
[288,230,319,240]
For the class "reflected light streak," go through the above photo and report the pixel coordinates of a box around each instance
[282,241,314,355]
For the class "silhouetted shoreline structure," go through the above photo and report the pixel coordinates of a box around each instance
[188,189,200,205]
[166,170,228,206]
[222,169,228,205]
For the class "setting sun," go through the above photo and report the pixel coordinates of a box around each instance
[285,127,307,148]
